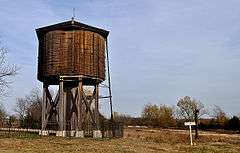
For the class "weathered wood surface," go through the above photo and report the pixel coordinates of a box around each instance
[38,30,106,84]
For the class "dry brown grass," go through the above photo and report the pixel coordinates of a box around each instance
[0,128,239,153]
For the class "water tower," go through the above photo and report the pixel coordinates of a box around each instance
[36,19,113,138]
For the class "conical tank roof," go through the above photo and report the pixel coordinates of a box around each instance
[36,20,109,38]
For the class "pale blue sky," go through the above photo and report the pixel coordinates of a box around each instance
[0,0,240,117]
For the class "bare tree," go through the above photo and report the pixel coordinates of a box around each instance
[15,97,29,121]
[177,96,206,120]
[177,96,207,139]
[14,87,42,127]
[26,88,42,121]
[0,41,18,96]
[0,102,6,119]
[212,105,227,126]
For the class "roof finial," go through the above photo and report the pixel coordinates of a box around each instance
[71,8,75,24]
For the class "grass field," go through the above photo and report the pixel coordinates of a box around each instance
[0,128,239,153]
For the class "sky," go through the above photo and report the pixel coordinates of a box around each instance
[0,0,240,117]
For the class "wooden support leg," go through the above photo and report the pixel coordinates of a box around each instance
[59,80,65,131]
[95,84,99,130]
[63,85,67,131]
[93,84,102,138]
[42,83,48,130]
[77,81,82,130]
[75,81,84,137]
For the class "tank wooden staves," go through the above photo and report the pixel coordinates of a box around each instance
[36,20,109,85]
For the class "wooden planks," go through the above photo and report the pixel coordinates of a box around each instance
[38,30,106,83]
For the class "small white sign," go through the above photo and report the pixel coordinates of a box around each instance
[184,122,196,126]
[184,122,196,146]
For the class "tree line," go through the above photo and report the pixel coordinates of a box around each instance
[0,89,239,135]
[114,96,240,134]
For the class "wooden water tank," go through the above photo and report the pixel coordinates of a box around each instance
[36,20,109,85]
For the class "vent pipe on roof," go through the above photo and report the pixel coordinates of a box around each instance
[71,17,74,24]
[71,8,75,24]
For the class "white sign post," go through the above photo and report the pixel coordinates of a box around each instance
[184,122,196,146]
